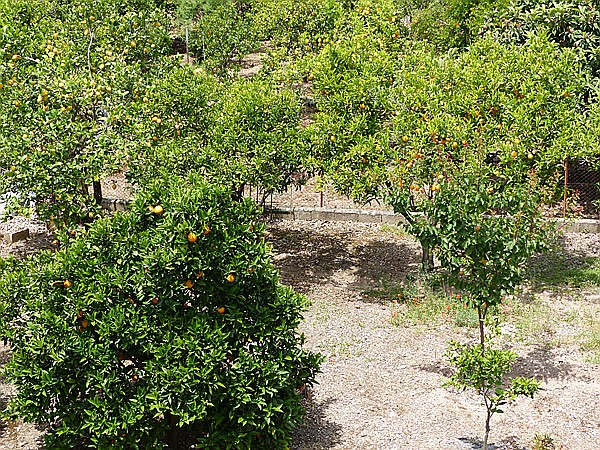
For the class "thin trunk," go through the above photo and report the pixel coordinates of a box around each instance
[484,408,492,450]
[477,304,485,351]
[164,412,179,449]
[420,241,435,272]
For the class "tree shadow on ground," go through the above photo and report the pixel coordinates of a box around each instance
[526,233,600,293]
[291,397,342,450]
[511,344,587,382]
[459,436,527,450]
[267,223,420,299]
[418,343,583,382]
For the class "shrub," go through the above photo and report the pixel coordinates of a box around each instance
[0,173,321,449]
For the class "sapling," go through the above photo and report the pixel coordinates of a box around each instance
[444,341,540,450]
[416,168,551,448]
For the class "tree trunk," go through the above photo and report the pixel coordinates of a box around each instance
[420,241,435,272]
[164,412,180,449]
[484,408,492,450]
[478,304,486,352]
[92,180,102,205]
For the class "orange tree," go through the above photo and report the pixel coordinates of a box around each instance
[0,0,172,227]
[126,68,308,204]
[306,35,592,269]
[0,173,321,449]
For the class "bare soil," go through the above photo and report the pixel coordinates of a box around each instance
[1,218,599,450]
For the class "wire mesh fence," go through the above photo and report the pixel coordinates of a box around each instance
[97,161,600,219]
[563,158,600,219]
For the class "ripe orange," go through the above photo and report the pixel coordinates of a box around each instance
[217,306,226,314]
[153,205,164,214]
[226,274,235,283]
[81,319,89,328]
[77,309,84,318]
[151,297,159,305]
[64,280,72,288]
[202,225,210,235]
[184,279,194,289]
[510,151,517,158]
[187,232,198,243]
[402,135,409,143]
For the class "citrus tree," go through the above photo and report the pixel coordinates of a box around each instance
[127,68,308,204]
[0,0,172,227]
[0,173,321,449]
[428,167,549,450]
[306,35,591,269]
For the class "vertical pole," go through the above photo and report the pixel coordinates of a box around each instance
[185,26,189,65]
[320,190,324,208]
[563,158,569,218]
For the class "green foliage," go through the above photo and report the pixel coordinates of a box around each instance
[484,0,600,78]
[175,0,230,23]
[416,172,551,308]
[126,70,306,201]
[410,0,510,51]
[445,341,540,449]
[188,0,257,75]
[0,174,321,449]
[0,0,173,227]
[531,433,557,450]
[251,0,345,55]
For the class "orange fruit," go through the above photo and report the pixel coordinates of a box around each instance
[510,151,517,158]
[63,280,72,288]
[128,298,135,304]
[187,232,198,243]
[81,319,89,328]
[184,279,194,289]
[153,205,164,214]
[151,297,159,305]
[226,274,235,283]
[217,306,226,314]
[202,225,210,235]
[196,271,203,278]
[77,309,84,319]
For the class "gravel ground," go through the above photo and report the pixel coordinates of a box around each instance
[1,217,600,449]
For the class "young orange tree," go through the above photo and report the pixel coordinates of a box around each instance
[0,173,321,449]
[429,166,549,450]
